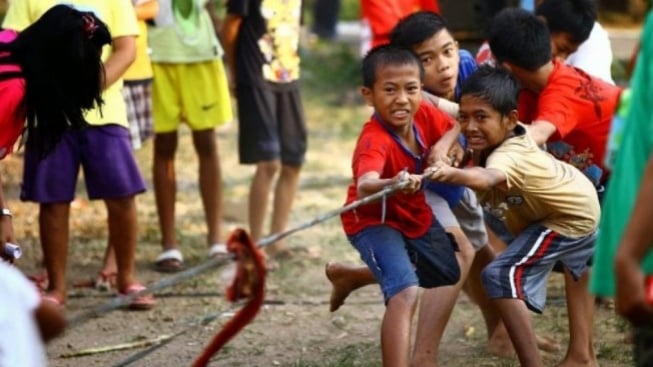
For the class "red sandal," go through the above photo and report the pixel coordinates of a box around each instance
[118,283,155,311]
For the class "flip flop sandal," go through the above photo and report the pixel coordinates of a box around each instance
[72,270,117,291]
[208,243,228,257]
[118,283,155,311]
[154,248,184,273]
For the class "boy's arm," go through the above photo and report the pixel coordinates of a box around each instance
[615,155,653,324]
[103,35,136,89]
[220,13,243,90]
[429,120,462,166]
[527,120,558,146]
[428,162,506,192]
[422,90,459,118]
[357,171,422,198]
[134,0,159,21]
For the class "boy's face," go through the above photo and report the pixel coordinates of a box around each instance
[361,63,423,130]
[412,29,459,100]
[550,31,580,60]
[458,95,517,151]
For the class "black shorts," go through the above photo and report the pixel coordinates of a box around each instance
[236,83,307,166]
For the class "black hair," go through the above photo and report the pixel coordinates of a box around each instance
[361,44,424,88]
[0,4,111,158]
[389,11,449,49]
[487,8,551,71]
[536,0,596,44]
[459,65,519,115]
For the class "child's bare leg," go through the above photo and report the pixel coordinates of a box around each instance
[39,202,70,303]
[105,196,138,291]
[192,129,222,246]
[325,262,375,312]
[248,160,279,245]
[99,243,117,275]
[268,164,301,253]
[153,132,179,251]
[494,298,544,367]
[382,286,419,367]
[474,228,559,356]
[412,228,474,366]
[462,244,515,357]
[557,269,597,367]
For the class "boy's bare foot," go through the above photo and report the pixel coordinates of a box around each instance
[487,332,560,358]
[325,262,354,312]
[487,335,515,358]
[555,357,599,367]
[536,335,561,353]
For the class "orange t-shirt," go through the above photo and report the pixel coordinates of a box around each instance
[518,60,621,186]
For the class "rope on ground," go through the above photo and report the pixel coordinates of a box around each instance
[67,172,424,328]
[67,169,435,363]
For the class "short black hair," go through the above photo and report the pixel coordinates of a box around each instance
[487,8,551,71]
[459,65,519,115]
[361,44,424,88]
[389,11,449,49]
[536,0,596,44]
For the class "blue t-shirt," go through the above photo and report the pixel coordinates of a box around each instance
[426,49,477,208]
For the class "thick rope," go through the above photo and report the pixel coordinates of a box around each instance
[68,171,431,328]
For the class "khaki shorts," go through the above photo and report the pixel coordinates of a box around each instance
[152,60,233,133]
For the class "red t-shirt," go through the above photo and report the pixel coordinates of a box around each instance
[341,102,455,238]
[361,0,427,48]
[0,30,25,160]
[518,60,621,186]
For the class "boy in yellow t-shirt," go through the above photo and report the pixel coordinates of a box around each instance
[3,0,154,310]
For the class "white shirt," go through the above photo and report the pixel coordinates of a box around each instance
[0,262,47,367]
[566,21,615,85]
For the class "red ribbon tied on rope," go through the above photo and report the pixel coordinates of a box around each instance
[191,228,267,367]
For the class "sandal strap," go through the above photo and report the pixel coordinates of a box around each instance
[208,243,228,257]
[156,248,184,262]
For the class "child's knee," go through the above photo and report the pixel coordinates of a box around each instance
[387,286,419,308]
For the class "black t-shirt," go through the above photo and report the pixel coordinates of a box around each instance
[226,0,302,88]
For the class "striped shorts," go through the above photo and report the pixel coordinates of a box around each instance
[480,223,595,313]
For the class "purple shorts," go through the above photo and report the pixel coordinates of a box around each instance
[21,124,146,203]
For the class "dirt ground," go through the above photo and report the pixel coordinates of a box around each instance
[4,43,637,366]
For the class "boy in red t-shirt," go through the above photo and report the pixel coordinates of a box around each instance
[487,8,621,189]
[342,44,460,366]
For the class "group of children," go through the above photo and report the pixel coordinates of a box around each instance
[0,0,650,365]
[334,0,642,365]
[0,0,307,309]
[0,0,309,363]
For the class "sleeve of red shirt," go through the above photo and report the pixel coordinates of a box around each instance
[534,85,579,139]
[352,126,391,179]
[0,79,26,159]
[415,101,455,145]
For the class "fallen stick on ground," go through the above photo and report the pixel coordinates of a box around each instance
[60,334,174,358]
